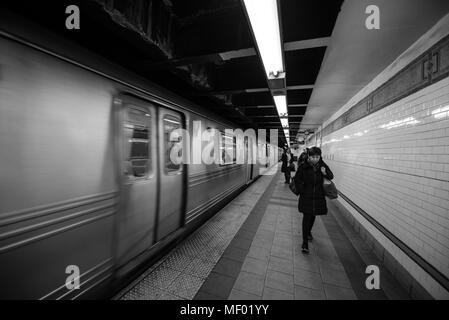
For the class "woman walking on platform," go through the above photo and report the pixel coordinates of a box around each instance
[293,147,334,253]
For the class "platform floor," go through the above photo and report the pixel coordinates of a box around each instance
[115,165,411,300]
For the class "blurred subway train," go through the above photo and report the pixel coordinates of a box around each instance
[0,13,280,299]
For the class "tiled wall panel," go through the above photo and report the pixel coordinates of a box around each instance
[321,77,449,283]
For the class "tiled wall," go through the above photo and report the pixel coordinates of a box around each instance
[321,76,449,298]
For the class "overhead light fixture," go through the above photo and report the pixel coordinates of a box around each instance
[273,95,288,117]
[280,118,289,128]
[275,95,289,140]
[242,0,284,80]
[243,0,288,148]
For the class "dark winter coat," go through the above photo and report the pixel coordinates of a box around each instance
[293,159,334,215]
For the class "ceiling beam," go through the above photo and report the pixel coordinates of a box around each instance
[254,120,302,124]
[218,47,256,61]
[283,37,330,51]
[257,124,301,126]
[139,37,331,70]
[219,37,331,60]
[245,108,305,117]
[191,85,314,96]
[237,104,307,109]
[235,106,269,110]
[250,115,303,118]
[256,126,283,129]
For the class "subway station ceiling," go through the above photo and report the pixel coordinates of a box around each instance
[1,0,345,146]
[3,1,449,147]
[307,0,449,132]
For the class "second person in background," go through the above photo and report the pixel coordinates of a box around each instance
[281,148,295,184]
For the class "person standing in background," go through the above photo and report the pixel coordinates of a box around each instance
[281,148,294,184]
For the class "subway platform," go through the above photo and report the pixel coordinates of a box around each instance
[114,164,411,300]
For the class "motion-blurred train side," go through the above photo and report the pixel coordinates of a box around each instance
[0,13,280,299]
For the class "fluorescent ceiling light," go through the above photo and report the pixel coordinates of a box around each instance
[243,0,284,79]
[273,95,288,117]
[280,118,289,128]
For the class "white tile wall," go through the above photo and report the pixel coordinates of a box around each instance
[321,76,449,298]
[322,13,449,128]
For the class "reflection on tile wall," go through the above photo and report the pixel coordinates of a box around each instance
[321,77,449,279]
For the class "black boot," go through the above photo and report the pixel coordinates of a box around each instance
[301,242,309,254]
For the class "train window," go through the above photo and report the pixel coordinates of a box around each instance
[124,107,151,179]
[163,115,183,173]
[220,132,236,165]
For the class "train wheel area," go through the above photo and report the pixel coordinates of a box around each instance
[113,164,411,300]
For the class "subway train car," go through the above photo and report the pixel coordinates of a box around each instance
[0,14,280,299]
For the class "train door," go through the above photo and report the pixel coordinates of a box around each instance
[156,108,185,241]
[116,97,158,264]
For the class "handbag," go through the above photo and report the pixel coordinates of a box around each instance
[323,178,338,199]
[289,162,295,172]
[289,179,300,195]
